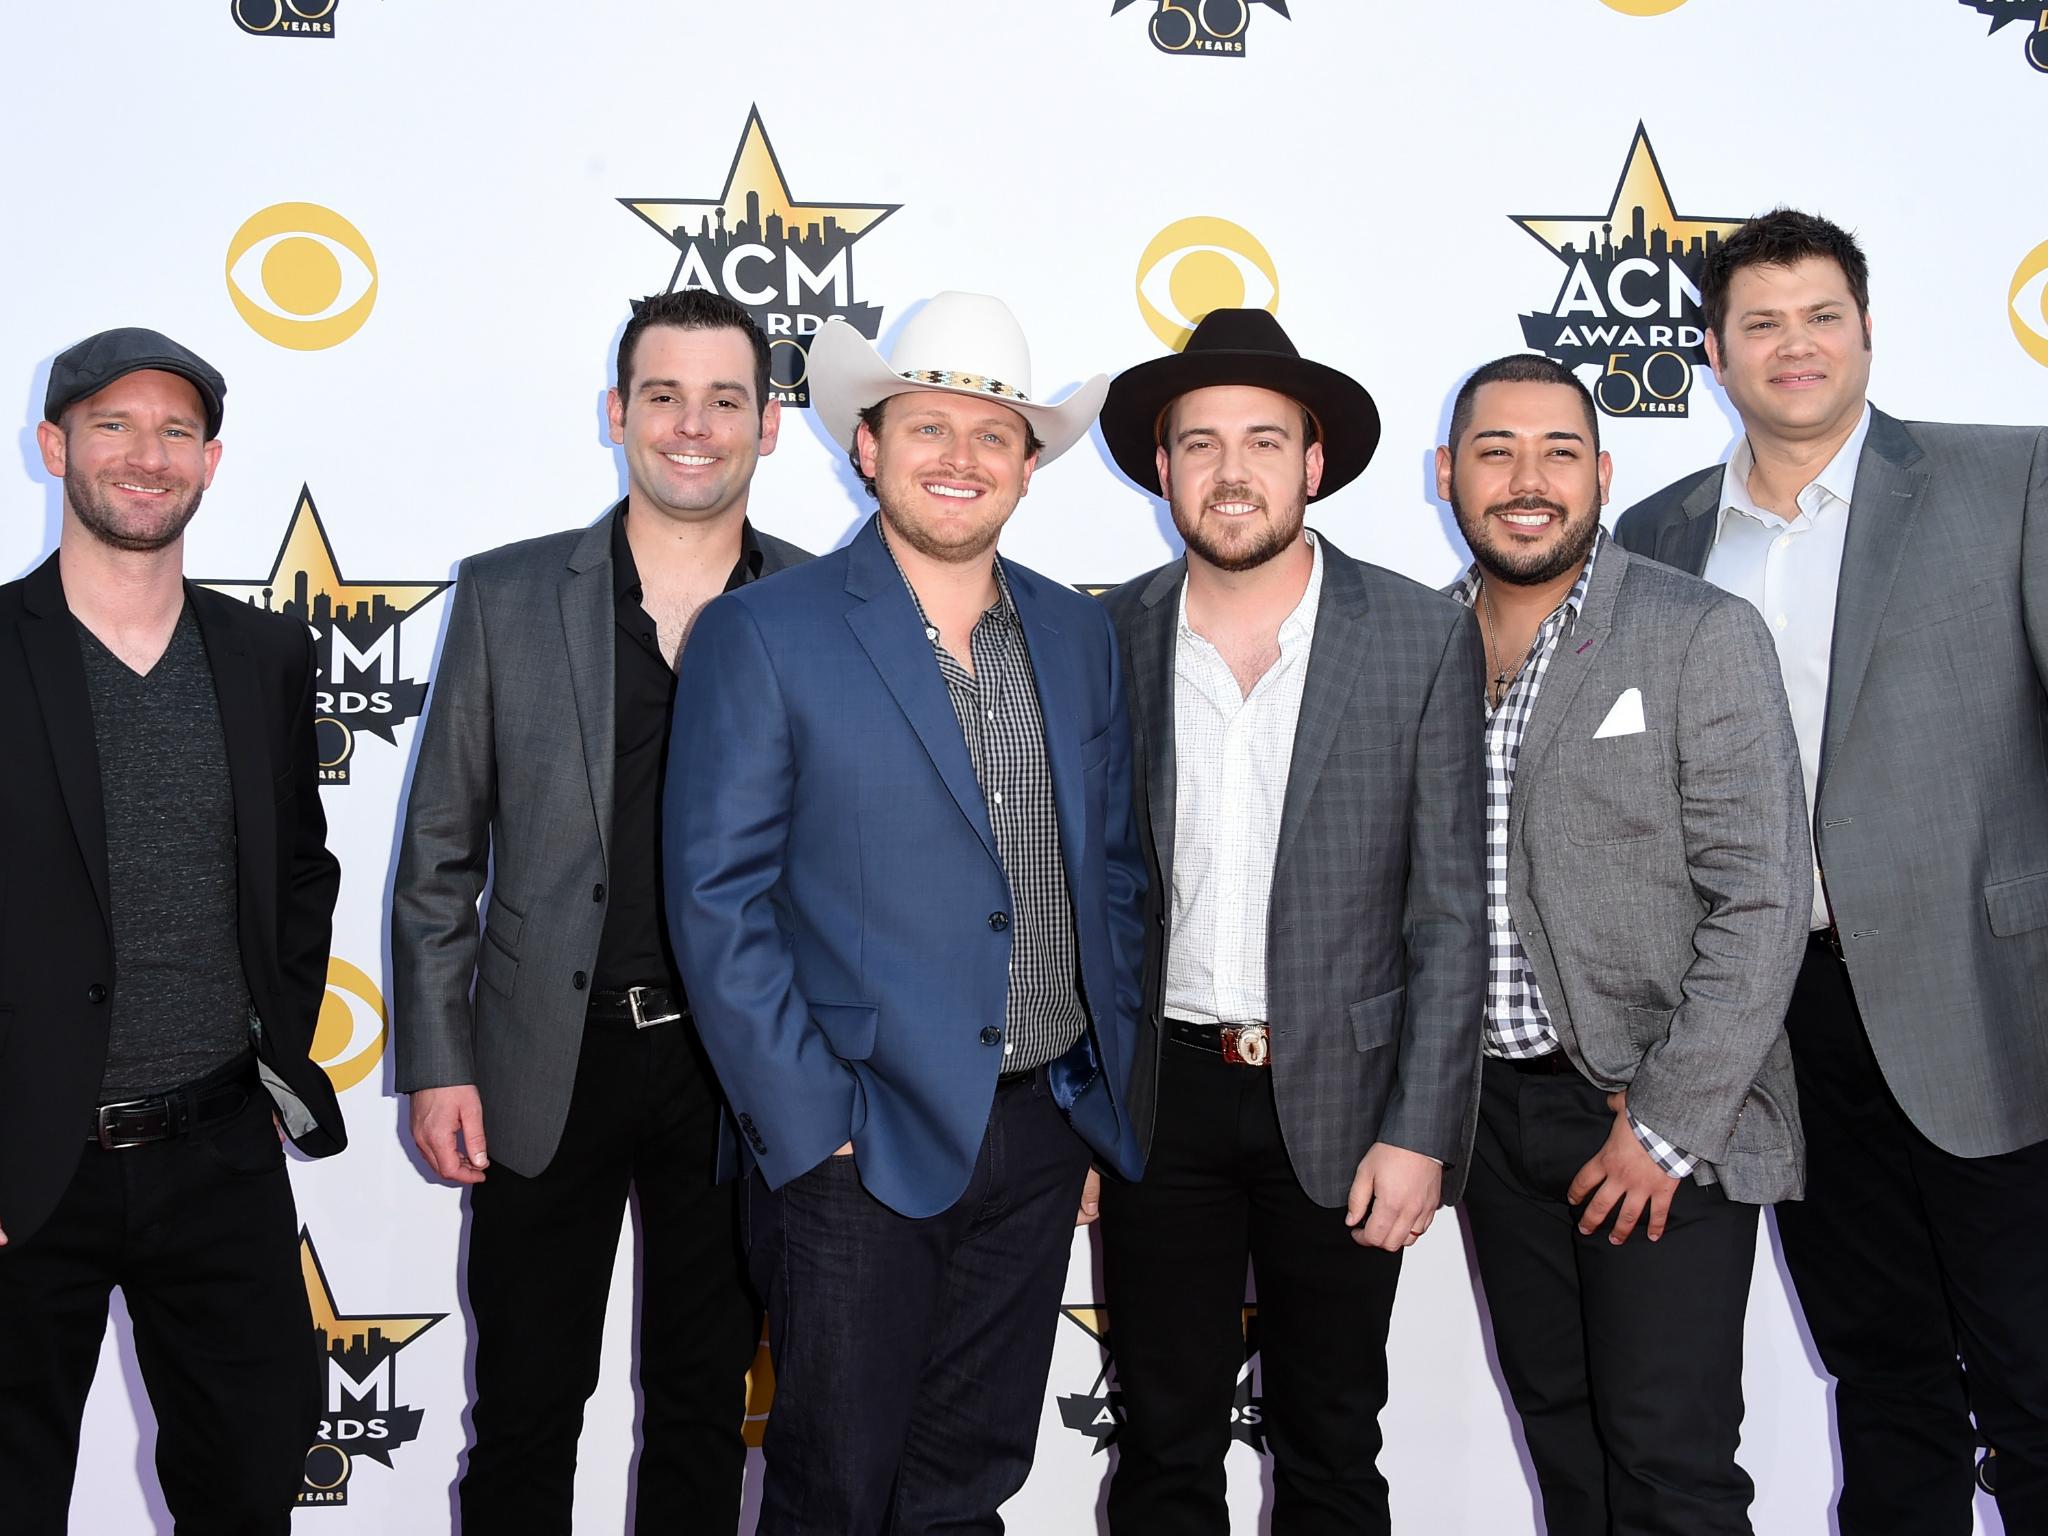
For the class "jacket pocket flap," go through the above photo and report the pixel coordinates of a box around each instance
[811,1001,879,1061]
[1986,871,2048,937]
[1347,987,1406,1052]
[487,898,525,951]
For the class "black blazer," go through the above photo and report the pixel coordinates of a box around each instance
[0,552,344,1245]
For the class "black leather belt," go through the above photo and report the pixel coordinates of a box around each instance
[1167,1016,1270,1067]
[89,1055,256,1149]
[587,984,688,1029]
[1496,1049,1576,1077]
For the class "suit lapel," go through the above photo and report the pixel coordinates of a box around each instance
[842,519,1000,866]
[1128,562,1184,886]
[1819,411,1927,797]
[1274,543,1369,874]
[1662,470,1723,576]
[561,512,617,871]
[1507,542,1622,843]
[1011,566,1091,882]
[189,587,279,964]
[18,555,112,935]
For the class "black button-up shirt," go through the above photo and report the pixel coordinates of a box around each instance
[592,502,763,993]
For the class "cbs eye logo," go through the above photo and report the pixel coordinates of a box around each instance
[231,0,336,36]
[2011,240,2048,368]
[313,959,387,1093]
[1598,0,1690,13]
[226,203,377,350]
[1136,217,1278,350]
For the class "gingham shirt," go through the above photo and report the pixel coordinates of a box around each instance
[1450,532,1696,1179]
[882,530,1086,1071]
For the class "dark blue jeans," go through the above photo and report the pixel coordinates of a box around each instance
[744,1071,1091,1535]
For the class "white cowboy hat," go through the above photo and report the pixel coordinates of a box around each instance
[808,291,1108,467]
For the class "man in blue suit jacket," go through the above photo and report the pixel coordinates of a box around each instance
[665,292,1143,1534]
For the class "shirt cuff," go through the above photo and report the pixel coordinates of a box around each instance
[1628,1112,1697,1179]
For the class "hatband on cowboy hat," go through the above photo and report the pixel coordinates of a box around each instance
[809,291,1107,467]
[1099,308,1380,501]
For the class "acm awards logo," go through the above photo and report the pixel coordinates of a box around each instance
[298,1232,447,1507]
[226,203,378,350]
[1956,1,2048,73]
[2012,240,2048,367]
[1056,1305,1268,1453]
[314,959,387,1093]
[231,0,335,36]
[1512,125,1743,421]
[1111,0,1289,56]
[620,107,900,409]
[199,486,449,784]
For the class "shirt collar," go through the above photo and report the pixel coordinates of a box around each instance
[611,500,764,603]
[1175,528,1324,646]
[1721,401,1873,527]
[1449,526,1604,633]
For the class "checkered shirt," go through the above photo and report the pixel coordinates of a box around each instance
[1450,531,1696,1179]
[882,531,1086,1071]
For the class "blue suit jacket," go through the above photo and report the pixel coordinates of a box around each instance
[664,514,1146,1218]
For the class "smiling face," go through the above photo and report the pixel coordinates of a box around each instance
[855,390,1038,564]
[607,323,780,526]
[1437,379,1610,587]
[1705,255,1873,452]
[37,369,222,554]
[1156,384,1322,575]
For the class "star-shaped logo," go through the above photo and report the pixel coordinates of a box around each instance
[1054,1303,1266,1453]
[1513,123,1743,267]
[202,486,447,631]
[1956,0,2048,71]
[1110,0,1288,11]
[301,1229,446,1472]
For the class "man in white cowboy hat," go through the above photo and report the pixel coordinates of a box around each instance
[663,291,1146,1533]
[1094,307,1487,1535]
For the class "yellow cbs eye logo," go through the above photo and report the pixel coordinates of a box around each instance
[1599,0,1689,13]
[1136,217,1278,351]
[226,203,377,350]
[2009,240,2048,369]
[312,958,387,1092]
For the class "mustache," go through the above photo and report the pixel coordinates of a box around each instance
[1487,495,1568,519]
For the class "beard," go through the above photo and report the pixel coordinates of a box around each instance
[1450,483,1600,587]
[67,471,205,554]
[1173,475,1308,574]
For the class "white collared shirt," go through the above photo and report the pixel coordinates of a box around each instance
[1702,404,1871,930]
[1164,532,1325,1025]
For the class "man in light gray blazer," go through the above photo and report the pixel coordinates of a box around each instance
[1615,208,2048,1536]
[391,290,806,1533]
[1442,354,1809,1536]
[1094,309,1487,1535]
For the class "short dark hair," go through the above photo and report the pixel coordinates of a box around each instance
[1702,208,1871,348]
[615,289,773,413]
[847,395,1046,499]
[1446,353,1600,456]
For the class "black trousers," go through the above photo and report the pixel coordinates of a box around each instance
[1774,938,2048,1536]
[1460,1055,1760,1536]
[0,1078,319,1536]
[460,1011,759,1535]
[1098,1040,1404,1536]
[742,1069,1090,1536]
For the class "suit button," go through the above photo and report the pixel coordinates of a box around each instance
[572,971,588,991]
[87,983,108,1004]
[980,1026,1003,1047]
[988,912,1010,932]
[592,883,606,903]
[1155,912,1166,928]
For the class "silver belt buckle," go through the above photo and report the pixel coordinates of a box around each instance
[627,985,682,1030]
[95,1097,164,1150]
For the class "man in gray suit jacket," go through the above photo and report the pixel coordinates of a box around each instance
[391,291,807,1533]
[1442,355,1810,1536]
[1094,309,1487,1535]
[1615,209,2048,1536]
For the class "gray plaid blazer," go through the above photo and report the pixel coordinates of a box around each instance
[1616,407,2048,1158]
[390,507,810,1177]
[1102,535,1488,1207]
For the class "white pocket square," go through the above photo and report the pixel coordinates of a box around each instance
[1593,687,1645,739]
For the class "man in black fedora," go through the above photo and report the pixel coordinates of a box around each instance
[1095,309,1487,1534]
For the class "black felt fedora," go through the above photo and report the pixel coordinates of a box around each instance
[1099,308,1379,501]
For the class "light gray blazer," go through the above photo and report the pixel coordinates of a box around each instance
[1495,540,1810,1204]
[1103,535,1489,1207]
[1616,409,2048,1158]
[390,507,809,1177]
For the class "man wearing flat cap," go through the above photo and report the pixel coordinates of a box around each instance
[1095,308,1486,1535]
[0,328,345,1533]
[665,290,1146,1533]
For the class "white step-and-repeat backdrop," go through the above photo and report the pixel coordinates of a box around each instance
[5,2,2043,1530]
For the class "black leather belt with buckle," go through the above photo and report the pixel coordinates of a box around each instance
[588,984,687,1029]
[89,1064,255,1150]
[1167,1016,1270,1067]
[1497,1049,1576,1078]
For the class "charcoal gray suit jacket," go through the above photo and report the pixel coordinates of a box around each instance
[1102,533,1488,1207]
[1615,407,2048,1158]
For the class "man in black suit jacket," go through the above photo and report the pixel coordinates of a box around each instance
[0,329,344,1535]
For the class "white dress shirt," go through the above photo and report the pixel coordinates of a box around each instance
[1163,533,1324,1026]
[1702,403,1871,931]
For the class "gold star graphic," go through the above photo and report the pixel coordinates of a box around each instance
[620,105,901,262]
[1513,123,1745,263]
[1060,1305,1111,1346]
[199,485,448,625]
[301,1230,446,1356]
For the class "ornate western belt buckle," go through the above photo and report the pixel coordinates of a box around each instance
[1220,1025,1269,1067]
[627,986,683,1029]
